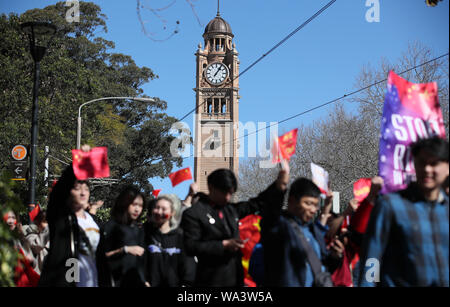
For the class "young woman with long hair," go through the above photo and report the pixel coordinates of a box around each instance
[97,186,149,287]
[39,163,100,287]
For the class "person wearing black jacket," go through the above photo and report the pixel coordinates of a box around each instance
[96,186,149,287]
[144,195,196,287]
[180,167,288,287]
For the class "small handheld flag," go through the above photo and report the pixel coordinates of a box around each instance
[278,128,298,161]
[353,178,372,203]
[152,189,162,197]
[271,128,298,164]
[169,167,192,187]
[29,204,41,222]
[72,147,110,180]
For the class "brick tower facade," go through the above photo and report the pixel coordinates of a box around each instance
[194,10,240,193]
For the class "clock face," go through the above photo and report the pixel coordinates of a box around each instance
[205,62,228,85]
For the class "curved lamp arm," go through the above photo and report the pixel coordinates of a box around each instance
[76,97,155,149]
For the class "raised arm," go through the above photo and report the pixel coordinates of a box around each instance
[232,161,290,220]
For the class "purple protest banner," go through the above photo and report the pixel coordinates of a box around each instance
[378,71,446,194]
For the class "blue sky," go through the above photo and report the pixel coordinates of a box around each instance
[1,0,449,199]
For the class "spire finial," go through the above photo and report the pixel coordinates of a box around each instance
[217,0,220,16]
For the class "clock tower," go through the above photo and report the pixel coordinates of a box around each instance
[194,9,240,193]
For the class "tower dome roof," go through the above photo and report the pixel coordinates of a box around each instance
[204,14,233,37]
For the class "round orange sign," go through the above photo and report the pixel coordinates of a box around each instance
[11,145,27,161]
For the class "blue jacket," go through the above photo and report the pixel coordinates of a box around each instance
[358,185,449,287]
[260,200,339,287]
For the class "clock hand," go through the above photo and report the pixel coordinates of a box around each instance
[214,66,222,77]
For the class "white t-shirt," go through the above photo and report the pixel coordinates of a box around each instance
[76,212,100,287]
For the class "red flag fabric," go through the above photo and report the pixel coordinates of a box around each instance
[15,248,40,287]
[72,147,110,180]
[152,189,162,198]
[168,167,192,187]
[353,178,372,203]
[271,136,282,164]
[350,198,375,234]
[349,178,375,234]
[29,204,40,222]
[331,248,354,287]
[278,129,298,160]
[239,214,261,288]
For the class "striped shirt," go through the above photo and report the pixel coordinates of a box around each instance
[358,184,449,287]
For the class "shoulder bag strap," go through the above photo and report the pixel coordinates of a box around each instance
[288,218,323,278]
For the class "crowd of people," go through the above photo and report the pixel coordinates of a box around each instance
[3,136,449,287]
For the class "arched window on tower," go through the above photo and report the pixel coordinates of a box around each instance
[216,38,224,51]
[207,98,212,114]
[221,99,226,113]
[214,98,220,114]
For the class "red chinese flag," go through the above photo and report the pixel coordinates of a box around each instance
[239,214,261,288]
[72,147,110,180]
[169,167,192,187]
[278,129,298,160]
[152,189,162,198]
[353,178,372,203]
[29,204,40,222]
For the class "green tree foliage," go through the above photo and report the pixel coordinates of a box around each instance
[0,2,184,209]
[0,171,24,286]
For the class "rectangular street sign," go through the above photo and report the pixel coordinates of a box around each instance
[10,161,27,180]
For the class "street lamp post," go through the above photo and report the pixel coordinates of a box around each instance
[77,97,156,149]
[21,21,56,211]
